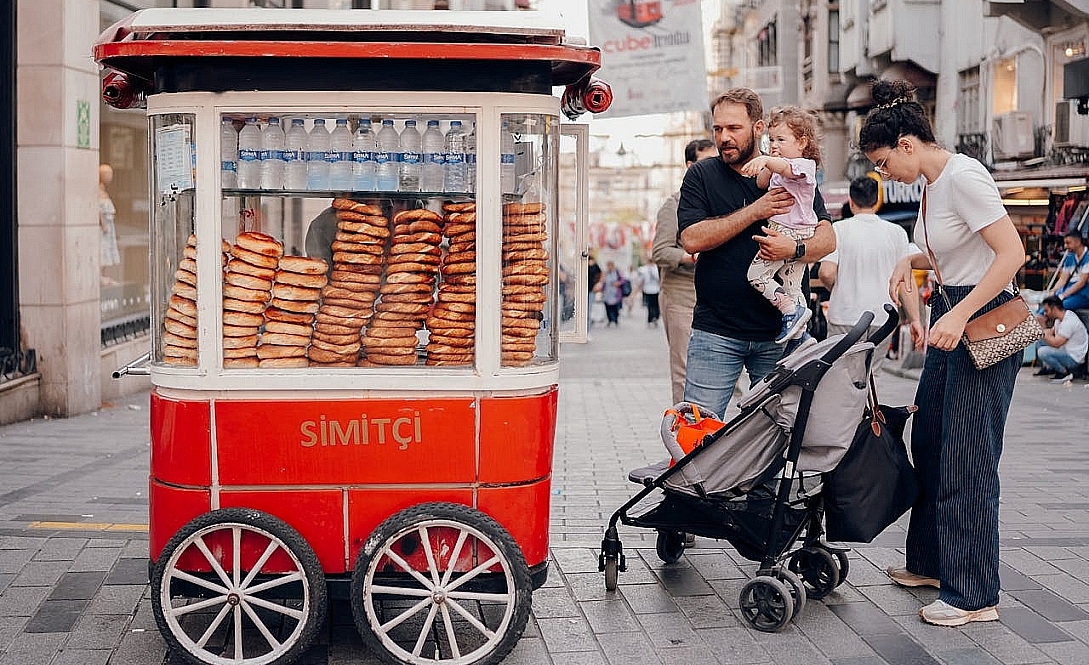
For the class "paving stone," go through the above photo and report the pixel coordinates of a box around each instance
[0,584,49,617]
[647,562,715,597]
[502,635,553,665]
[580,597,641,633]
[696,626,772,664]
[935,648,1003,665]
[47,571,106,601]
[48,648,112,665]
[0,631,66,665]
[1008,589,1089,623]
[595,631,664,665]
[1001,565,1044,591]
[104,557,149,586]
[827,601,903,636]
[862,633,943,665]
[11,559,69,587]
[536,617,598,653]
[672,594,739,630]
[619,582,680,614]
[23,599,88,633]
[999,608,1075,644]
[69,547,121,573]
[634,612,702,650]
[530,585,581,619]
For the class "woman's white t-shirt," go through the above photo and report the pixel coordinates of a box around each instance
[914,153,1008,286]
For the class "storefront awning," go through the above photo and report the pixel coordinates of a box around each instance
[995,177,1087,191]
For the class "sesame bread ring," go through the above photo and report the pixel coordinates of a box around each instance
[503,274,549,286]
[392,231,442,245]
[436,300,475,314]
[399,220,443,234]
[437,291,476,304]
[227,259,277,280]
[264,320,314,337]
[504,293,547,304]
[427,327,475,339]
[223,324,261,338]
[430,308,475,322]
[337,217,391,236]
[310,337,362,354]
[442,201,476,212]
[442,223,475,236]
[278,256,328,275]
[263,307,315,325]
[308,347,356,364]
[372,309,426,321]
[502,344,538,355]
[503,212,546,225]
[230,245,280,269]
[256,344,309,359]
[221,312,263,329]
[256,356,308,369]
[447,241,475,254]
[321,285,374,301]
[502,284,544,295]
[223,297,266,314]
[503,300,546,312]
[315,313,367,328]
[502,306,544,318]
[312,329,360,344]
[331,263,385,277]
[322,298,376,311]
[378,295,434,307]
[384,272,436,285]
[501,354,534,366]
[223,284,272,303]
[173,283,198,301]
[270,297,320,314]
[427,340,475,352]
[446,211,476,224]
[314,321,359,337]
[502,232,548,243]
[439,284,477,294]
[174,269,197,287]
[183,245,197,260]
[319,303,372,319]
[426,317,475,331]
[166,308,198,329]
[163,346,197,361]
[330,271,383,285]
[261,332,312,347]
[390,243,441,256]
[332,251,385,265]
[427,343,475,356]
[271,283,321,302]
[223,335,259,349]
[164,318,197,338]
[425,358,473,367]
[375,302,430,315]
[502,319,542,332]
[235,231,284,258]
[223,357,260,369]
[364,343,417,355]
[163,330,200,349]
[226,272,273,291]
[388,254,441,266]
[393,208,443,224]
[502,327,539,340]
[310,361,356,367]
[379,283,434,297]
[362,354,418,366]
[441,253,476,266]
[503,202,544,215]
[502,242,545,253]
[334,230,387,245]
[441,262,477,276]
[366,325,421,338]
[178,257,198,273]
[331,240,387,255]
[362,337,418,350]
[443,275,477,287]
[446,231,475,244]
[386,265,439,278]
[186,233,197,247]
[275,271,328,290]
[504,249,550,262]
[223,346,259,358]
[332,198,383,216]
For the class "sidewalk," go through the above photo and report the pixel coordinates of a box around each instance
[0,305,1088,664]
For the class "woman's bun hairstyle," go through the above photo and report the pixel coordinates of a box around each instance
[858,78,934,152]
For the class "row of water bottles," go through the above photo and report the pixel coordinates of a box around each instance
[221,116,514,193]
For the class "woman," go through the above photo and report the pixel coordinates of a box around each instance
[862,80,1025,627]
[601,260,625,327]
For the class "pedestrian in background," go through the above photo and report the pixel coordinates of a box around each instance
[818,175,925,377]
[677,88,835,417]
[1050,230,1089,311]
[868,78,1026,627]
[587,254,603,330]
[636,262,661,326]
[653,139,718,403]
[601,260,625,327]
[1034,295,1088,381]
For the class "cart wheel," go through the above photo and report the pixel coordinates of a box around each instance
[351,503,531,665]
[655,530,685,564]
[603,556,619,591]
[787,547,840,600]
[738,576,794,633]
[831,549,850,586]
[776,568,806,618]
[150,508,327,665]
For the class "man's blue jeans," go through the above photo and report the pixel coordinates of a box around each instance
[1037,344,1080,374]
[683,328,783,418]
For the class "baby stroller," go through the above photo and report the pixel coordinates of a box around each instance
[599,307,900,632]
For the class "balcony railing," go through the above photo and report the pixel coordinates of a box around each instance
[957,127,1089,168]
[956,132,988,166]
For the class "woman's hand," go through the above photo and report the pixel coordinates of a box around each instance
[927,306,969,351]
[889,256,915,303]
[909,320,926,351]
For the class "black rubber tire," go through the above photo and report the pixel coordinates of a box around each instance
[777,568,807,618]
[655,530,685,564]
[603,556,619,591]
[150,508,328,665]
[787,547,840,600]
[350,502,531,665]
[833,549,850,587]
[738,576,794,632]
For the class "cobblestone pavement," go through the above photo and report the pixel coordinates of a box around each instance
[0,305,1088,664]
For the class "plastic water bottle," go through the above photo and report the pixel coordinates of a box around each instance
[284,118,308,191]
[375,119,400,192]
[352,118,377,192]
[220,117,238,189]
[306,118,331,190]
[500,120,516,195]
[236,118,261,189]
[420,120,445,192]
[399,119,422,192]
[465,123,477,193]
[443,120,466,193]
[259,117,286,190]
[328,118,353,191]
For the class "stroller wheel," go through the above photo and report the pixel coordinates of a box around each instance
[738,576,794,632]
[603,556,619,591]
[832,550,850,586]
[655,530,686,564]
[776,568,807,618]
[787,547,840,600]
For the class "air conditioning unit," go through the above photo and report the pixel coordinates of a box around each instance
[991,111,1035,160]
[1054,99,1089,147]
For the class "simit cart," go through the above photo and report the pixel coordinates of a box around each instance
[96,9,609,665]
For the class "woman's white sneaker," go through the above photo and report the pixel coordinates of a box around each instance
[919,599,999,626]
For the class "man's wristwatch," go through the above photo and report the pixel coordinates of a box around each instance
[793,241,806,260]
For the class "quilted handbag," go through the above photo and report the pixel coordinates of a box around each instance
[961,295,1042,369]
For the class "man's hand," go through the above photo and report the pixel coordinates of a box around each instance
[754,225,796,261]
[749,187,795,222]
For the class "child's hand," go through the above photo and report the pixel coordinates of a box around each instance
[740,156,770,178]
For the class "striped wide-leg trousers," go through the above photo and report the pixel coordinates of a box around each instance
[906,285,1020,611]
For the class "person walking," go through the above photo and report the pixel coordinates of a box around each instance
[636,262,661,325]
[818,176,925,377]
[677,88,835,418]
[652,139,718,404]
[870,79,1027,627]
[587,255,603,330]
[601,260,625,327]
[1034,295,1088,381]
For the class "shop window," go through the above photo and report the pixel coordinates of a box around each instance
[992,57,1018,117]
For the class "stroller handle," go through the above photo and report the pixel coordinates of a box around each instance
[867,304,900,346]
[819,310,874,364]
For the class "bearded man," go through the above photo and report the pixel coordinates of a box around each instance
[677,89,835,417]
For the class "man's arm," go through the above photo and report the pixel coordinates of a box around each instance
[1042,323,1070,349]
[680,188,795,253]
[651,197,693,270]
[817,260,837,289]
[755,218,835,262]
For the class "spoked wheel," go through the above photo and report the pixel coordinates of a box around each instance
[150,508,328,665]
[351,503,531,665]
[738,576,794,633]
[655,530,685,564]
[787,547,840,600]
[776,568,806,618]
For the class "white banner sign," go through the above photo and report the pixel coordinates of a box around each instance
[587,0,708,118]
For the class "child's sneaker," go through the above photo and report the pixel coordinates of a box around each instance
[775,307,812,344]
[783,331,815,357]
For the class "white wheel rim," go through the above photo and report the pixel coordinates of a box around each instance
[159,521,312,665]
[363,518,518,665]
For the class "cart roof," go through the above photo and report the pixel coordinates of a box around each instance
[94,8,599,86]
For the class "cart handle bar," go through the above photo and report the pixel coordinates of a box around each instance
[113,351,151,378]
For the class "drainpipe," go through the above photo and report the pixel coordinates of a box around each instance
[0,0,18,370]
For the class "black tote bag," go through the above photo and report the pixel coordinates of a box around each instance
[823,381,919,543]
